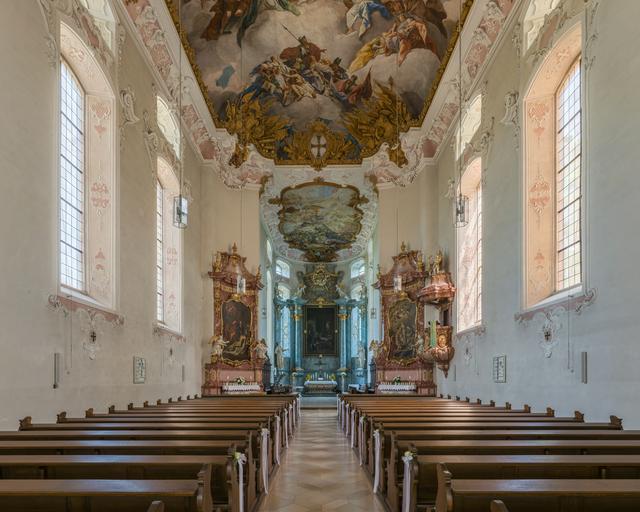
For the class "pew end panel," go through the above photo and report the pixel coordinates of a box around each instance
[490,500,508,512]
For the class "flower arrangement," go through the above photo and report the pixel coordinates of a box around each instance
[329,373,336,381]
[392,376,402,384]
[234,376,246,385]
[305,373,312,382]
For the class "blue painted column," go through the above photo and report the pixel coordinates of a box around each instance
[293,304,303,370]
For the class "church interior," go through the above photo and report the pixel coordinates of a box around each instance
[2,0,640,510]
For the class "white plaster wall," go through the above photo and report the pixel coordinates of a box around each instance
[0,1,202,430]
[438,1,640,427]
[377,165,439,270]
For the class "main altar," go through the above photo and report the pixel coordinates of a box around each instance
[273,264,368,393]
[202,245,268,396]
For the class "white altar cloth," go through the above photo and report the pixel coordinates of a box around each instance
[304,380,338,392]
[222,382,262,394]
[377,382,417,394]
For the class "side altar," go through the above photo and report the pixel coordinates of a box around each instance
[371,244,456,395]
[202,245,267,396]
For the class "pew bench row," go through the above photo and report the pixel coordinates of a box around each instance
[338,394,640,512]
[0,394,301,512]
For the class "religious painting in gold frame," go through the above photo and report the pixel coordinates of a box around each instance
[303,305,338,357]
[387,297,418,361]
[220,298,252,364]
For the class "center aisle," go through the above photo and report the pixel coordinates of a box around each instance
[260,408,385,512]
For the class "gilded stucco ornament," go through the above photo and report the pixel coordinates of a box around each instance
[224,95,288,167]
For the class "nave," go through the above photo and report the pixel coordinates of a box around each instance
[261,409,385,512]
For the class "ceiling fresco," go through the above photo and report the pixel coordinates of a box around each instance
[269,181,368,261]
[260,169,378,262]
[170,0,473,168]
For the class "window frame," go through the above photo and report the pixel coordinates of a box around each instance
[57,22,117,312]
[59,58,87,294]
[456,158,483,333]
[350,258,366,280]
[521,21,584,310]
[275,259,290,279]
[554,57,583,293]
[156,179,165,323]
[155,157,183,333]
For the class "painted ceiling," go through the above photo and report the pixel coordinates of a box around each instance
[270,181,368,261]
[171,0,469,169]
[121,0,516,261]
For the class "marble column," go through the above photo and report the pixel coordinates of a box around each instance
[292,304,303,373]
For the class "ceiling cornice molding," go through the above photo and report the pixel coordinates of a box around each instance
[431,0,526,165]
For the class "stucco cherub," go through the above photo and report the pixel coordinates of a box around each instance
[210,335,227,363]
[254,338,268,360]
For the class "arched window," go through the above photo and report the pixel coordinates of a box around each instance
[59,23,115,308]
[523,0,562,52]
[456,158,483,331]
[77,0,116,50]
[524,22,582,307]
[456,95,482,159]
[265,239,273,264]
[275,259,290,279]
[350,285,363,357]
[277,283,290,353]
[156,157,182,331]
[555,59,582,291]
[266,271,273,352]
[59,60,86,291]
[350,258,365,279]
[157,96,181,158]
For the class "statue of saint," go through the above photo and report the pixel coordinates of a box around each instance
[429,250,444,275]
[369,339,380,359]
[254,338,268,360]
[357,343,366,369]
[274,344,287,369]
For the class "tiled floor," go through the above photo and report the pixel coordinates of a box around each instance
[259,409,386,512]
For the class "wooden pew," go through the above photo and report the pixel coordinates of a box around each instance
[435,463,640,512]
[408,454,640,506]
[0,440,257,511]
[386,438,640,511]
[0,478,208,512]
[0,454,239,511]
[364,416,623,482]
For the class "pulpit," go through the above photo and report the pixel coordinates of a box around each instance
[202,245,266,396]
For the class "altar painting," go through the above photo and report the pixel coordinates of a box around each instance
[304,306,338,356]
[387,297,417,360]
[221,299,252,362]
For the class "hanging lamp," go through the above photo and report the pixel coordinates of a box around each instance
[173,0,188,228]
[454,0,469,228]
